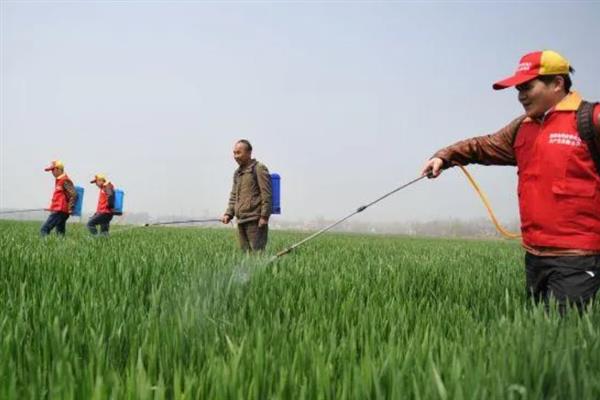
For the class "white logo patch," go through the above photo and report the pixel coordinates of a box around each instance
[517,62,532,72]
[548,133,582,147]
[586,271,595,278]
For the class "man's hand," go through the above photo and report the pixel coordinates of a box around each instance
[421,157,444,178]
[221,214,232,224]
[258,216,269,228]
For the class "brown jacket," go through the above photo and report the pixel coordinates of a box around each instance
[225,159,272,224]
[433,116,527,168]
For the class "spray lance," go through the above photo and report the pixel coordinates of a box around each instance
[100,217,225,236]
[0,208,47,215]
[108,217,224,235]
[143,218,222,227]
[265,174,429,265]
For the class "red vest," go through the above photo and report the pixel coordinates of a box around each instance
[97,182,114,214]
[514,93,600,251]
[49,174,72,213]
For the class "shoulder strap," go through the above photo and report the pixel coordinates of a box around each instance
[251,161,260,186]
[577,101,600,175]
[509,115,528,147]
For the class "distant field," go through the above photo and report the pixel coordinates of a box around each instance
[1,220,599,399]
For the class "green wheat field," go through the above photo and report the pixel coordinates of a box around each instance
[1,220,599,399]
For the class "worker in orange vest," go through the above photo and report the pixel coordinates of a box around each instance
[422,50,600,314]
[41,160,77,236]
[87,173,115,236]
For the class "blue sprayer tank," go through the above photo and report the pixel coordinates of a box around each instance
[113,189,125,215]
[73,186,84,217]
[271,173,281,214]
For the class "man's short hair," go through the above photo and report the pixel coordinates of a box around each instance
[537,66,574,93]
[237,139,253,152]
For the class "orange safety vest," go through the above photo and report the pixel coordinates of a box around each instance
[515,93,600,251]
[49,174,72,213]
[96,182,114,214]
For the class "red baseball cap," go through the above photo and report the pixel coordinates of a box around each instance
[493,50,571,90]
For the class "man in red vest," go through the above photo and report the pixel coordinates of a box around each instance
[87,173,115,236]
[41,160,77,236]
[422,50,600,314]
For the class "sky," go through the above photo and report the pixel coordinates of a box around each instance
[2,1,599,224]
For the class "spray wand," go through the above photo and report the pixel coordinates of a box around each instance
[144,218,222,227]
[0,208,46,215]
[266,174,428,265]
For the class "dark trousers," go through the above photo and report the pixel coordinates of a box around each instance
[87,213,113,235]
[237,220,268,252]
[40,212,70,236]
[525,252,600,314]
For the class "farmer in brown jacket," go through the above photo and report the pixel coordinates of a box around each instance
[222,139,273,251]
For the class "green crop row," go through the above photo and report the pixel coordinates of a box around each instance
[1,220,599,399]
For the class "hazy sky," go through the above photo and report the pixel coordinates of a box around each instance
[2,1,599,223]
